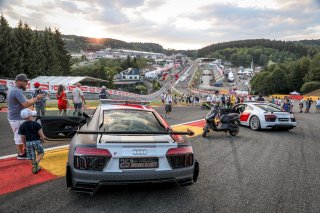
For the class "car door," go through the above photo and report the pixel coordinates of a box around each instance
[40,116,87,141]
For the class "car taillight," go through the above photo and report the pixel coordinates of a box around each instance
[264,114,277,122]
[166,146,193,169]
[74,147,112,171]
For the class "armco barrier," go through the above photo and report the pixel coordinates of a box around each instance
[0,78,169,102]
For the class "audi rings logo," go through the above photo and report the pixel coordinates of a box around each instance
[132,149,148,155]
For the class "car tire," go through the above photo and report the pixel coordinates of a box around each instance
[229,124,239,136]
[0,94,5,103]
[66,163,72,189]
[202,124,210,137]
[249,115,260,131]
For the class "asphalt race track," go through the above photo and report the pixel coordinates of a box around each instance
[1,105,320,212]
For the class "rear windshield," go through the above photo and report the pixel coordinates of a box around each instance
[255,104,282,112]
[102,109,166,132]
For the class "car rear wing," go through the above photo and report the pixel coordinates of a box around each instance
[100,99,150,105]
[77,129,194,136]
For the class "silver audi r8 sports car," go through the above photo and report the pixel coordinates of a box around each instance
[41,100,199,194]
[232,102,296,131]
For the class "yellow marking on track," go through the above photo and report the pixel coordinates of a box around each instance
[172,125,203,137]
[39,148,68,177]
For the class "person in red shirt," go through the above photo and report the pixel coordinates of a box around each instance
[56,85,68,116]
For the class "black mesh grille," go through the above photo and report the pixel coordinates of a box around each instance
[74,156,108,171]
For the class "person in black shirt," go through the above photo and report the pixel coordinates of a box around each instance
[18,108,45,174]
[257,94,265,102]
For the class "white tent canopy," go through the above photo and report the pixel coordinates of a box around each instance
[290,91,300,95]
[31,76,108,85]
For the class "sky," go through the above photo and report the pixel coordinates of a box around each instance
[0,0,320,50]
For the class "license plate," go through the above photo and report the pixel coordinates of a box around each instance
[279,118,289,122]
[119,158,159,169]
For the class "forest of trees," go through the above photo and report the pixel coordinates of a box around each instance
[0,15,71,79]
[63,35,165,53]
[197,39,320,67]
[250,54,320,95]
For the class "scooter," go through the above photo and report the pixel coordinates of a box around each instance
[201,102,211,110]
[202,105,240,137]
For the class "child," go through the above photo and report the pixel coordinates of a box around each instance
[18,108,45,174]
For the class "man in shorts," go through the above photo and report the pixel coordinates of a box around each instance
[18,108,45,174]
[72,83,86,116]
[7,74,45,159]
[164,91,173,118]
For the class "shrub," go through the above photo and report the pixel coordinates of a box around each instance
[300,81,320,94]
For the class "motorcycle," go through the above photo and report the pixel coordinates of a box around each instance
[201,102,211,110]
[202,105,240,137]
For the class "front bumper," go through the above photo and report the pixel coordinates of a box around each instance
[67,161,199,194]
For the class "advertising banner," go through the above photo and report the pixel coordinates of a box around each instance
[0,79,7,86]
[68,85,77,92]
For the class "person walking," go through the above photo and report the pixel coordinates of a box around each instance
[7,74,45,159]
[164,91,173,119]
[305,98,310,113]
[18,108,45,174]
[299,98,304,113]
[72,83,86,116]
[316,98,320,113]
[31,82,48,117]
[56,85,68,116]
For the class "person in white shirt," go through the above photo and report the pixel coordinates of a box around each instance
[72,83,86,116]
[206,95,211,103]
[316,98,320,113]
[211,94,217,104]
[164,91,173,118]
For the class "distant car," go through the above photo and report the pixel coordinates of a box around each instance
[213,82,223,87]
[40,100,199,194]
[232,102,296,131]
[0,85,8,103]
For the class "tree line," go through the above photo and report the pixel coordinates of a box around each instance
[250,54,320,95]
[197,39,314,59]
[0,15,71,79]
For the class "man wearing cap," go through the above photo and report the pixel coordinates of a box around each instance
[31,82,48,117]
[7,74,45,159]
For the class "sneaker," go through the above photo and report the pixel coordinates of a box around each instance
[17,152,27,160]
[32,161,41,174]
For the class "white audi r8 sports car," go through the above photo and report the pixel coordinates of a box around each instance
[232,102,296,131]
[41,100,199,194]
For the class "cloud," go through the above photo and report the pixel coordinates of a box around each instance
[1,0,319,49]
